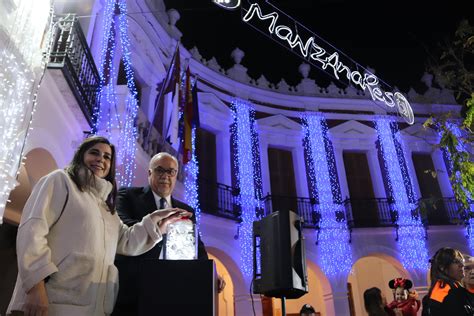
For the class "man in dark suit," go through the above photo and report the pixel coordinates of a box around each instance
[113,152,222,315]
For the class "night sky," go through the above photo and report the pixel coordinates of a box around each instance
[164,0,472,94]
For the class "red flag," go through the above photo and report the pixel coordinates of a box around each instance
[182,66,193,164]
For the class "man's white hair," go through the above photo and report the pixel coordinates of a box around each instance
[149,152,179,169]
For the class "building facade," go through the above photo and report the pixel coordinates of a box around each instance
[0,1,471,315]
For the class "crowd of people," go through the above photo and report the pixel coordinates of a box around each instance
[363,247,474,316]
[5,135,474,316]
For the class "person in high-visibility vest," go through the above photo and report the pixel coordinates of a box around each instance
[422,247,474,316]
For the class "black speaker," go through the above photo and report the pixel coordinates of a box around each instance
[253,210,308,298]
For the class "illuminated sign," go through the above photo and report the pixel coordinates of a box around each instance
[216,1,414,124]
[212,0,241,10]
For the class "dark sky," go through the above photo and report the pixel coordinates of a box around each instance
[164,0,472,93]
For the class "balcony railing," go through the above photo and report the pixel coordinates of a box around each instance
[343,198,396,228]
[417,197,468,225]
[197,180,473,229]
[261,195,319,228]
[198,178,241,221]
[48,14,100,127]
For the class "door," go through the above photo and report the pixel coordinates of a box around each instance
[268,148,298,214]
[343,152,378,226]
[412,153,447,224]
[196,128,218,213]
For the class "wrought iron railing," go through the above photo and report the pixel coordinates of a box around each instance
[194,178,472,229]
[48,14,100,127]
[198,178,241,221]
[417,197,469,225]
[343,198,396,228]
[261,194,319,228]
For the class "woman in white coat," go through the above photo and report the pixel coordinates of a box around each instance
[7,136,190,316]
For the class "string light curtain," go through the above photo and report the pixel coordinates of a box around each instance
[183,75,201,228]
[96,0,139,187]
[0,0,53,223]
[230,98,263,277]
[375,116,428,270]
[302,112,352,277]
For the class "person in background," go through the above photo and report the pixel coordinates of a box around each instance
[299,303,316,316]
[113,152,225,315]
[386,278,421,316]
[364,287,400,316]
[6,136,189,316]
[462,254,474,302]
[422,247,474,316]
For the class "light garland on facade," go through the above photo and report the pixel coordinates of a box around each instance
[96,0,119,134]
[185,127,201,228]
[96,0,139,187]
[375,116,428,270]
[0,0,53,223]
[302,112,352,277]
[231,98,263,277]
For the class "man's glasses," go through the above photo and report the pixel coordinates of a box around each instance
[153,166,177,177]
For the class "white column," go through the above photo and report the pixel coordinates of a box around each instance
[216,131,232,186]
[403,147,422,199]
[334,147,349,200]
[367,148,387,198]
[259,140,271,197]
[327,277,351,316]
[234,293,262,316]
[432,149,454,197]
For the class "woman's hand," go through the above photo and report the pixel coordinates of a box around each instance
[24,280,48,316]
[150,208,192,234]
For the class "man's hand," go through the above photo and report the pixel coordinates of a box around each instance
[217,275,226,293]
[24,280,48,316]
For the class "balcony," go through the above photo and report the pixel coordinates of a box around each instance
[48,14,100,127]
[261,195,319,228]
[198,180,473,230]
[344,198,396,228]
[198,178,241,221]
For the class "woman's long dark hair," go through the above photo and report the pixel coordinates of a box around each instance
[66,136,117,214]
[364,287,388,316]
[429,247,463,285]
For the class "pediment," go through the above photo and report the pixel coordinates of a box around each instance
[329,120,376,136]
[401,123,438,139]
[198,92,232,116]
[258,114,301,131]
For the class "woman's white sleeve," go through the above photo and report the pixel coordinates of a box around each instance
[115,213,162,256]
[16,171,68,292]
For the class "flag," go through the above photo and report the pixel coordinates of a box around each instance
[151,44,180,138]
[182,66,193,164]
[191,79,200,128]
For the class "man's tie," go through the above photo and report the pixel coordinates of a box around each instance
[159,197,166,210]
[159,197,167,259]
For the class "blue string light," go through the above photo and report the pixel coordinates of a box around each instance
[96,0,139,187]
[468,219,474,253]
[375,116,428,271]
[231,98,263,277]
[96,0,118,134]
[185,127,201,227]
[302,112,352,277]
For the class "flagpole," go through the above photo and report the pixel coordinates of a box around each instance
[145,42,180,148]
